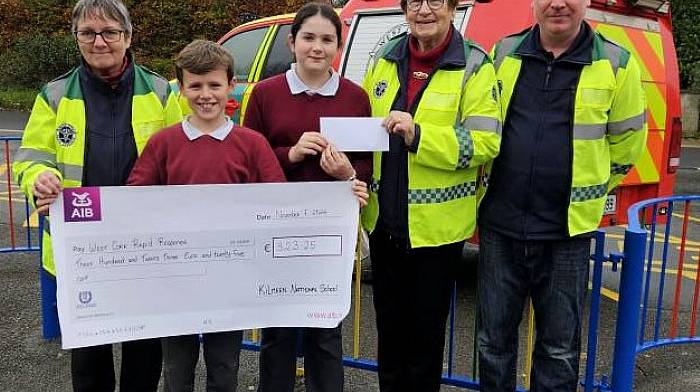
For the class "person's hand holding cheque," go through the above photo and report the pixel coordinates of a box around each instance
[320,118,383,208]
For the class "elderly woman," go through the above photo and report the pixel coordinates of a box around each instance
[360,0,501,390]
[12,0,181,390]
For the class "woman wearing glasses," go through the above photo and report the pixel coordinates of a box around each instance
[12,0,181,390]
[360,0,501,390]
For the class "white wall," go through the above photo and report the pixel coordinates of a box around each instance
[681,91,699,137]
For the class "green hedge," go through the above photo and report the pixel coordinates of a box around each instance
[1,0,695,91]
[671,0,700,91]
[0,34,80,89]
[0,88,37,111]
[0,0,308,92]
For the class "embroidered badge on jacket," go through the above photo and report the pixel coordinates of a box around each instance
[374,80,388,98]
[56,123,77,146]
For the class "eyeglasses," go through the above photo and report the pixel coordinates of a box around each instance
[74,30,124,44]
[406,0,446,11]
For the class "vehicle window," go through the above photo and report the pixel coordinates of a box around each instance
[221,27,269,81]
[260,24,294,81]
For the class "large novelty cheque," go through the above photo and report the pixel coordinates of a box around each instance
[49,182,359,349]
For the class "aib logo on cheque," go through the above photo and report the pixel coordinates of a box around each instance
[63,187,102,223]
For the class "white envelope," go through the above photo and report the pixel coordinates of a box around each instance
[320,117,389,152]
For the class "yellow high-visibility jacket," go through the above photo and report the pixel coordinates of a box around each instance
[361,31,502,248]
[488,27,647,236]
[13,64,182,275]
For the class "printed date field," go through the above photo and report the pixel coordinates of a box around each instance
[272,235,342,258]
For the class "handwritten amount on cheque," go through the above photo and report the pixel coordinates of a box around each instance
[73,236,253,268]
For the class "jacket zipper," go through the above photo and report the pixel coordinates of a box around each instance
[112,89,117,185]
[522,58,554,238]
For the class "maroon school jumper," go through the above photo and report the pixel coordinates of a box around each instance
[243,74,372,183]
[127,122,285,185]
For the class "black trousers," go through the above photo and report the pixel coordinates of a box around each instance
[162,331,243,392]
[369,229,462,392]
[258,326,344,392]
[71,338,162,392]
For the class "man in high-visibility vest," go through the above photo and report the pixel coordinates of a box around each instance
[12,0,181,390]
[477,0,646,390]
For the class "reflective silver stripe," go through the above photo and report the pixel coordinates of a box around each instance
[57,163,83,182]
[571,182,608,202]
[602,40,623,75]
[408,181,477,204]
[151,75,169,107]
[456,126,474,169]
[463,116,501,134]
[45,78,67,113]
[454,59,473,130]
[607,112,646,135]
[464,48,486,81]
[573,124,606,140]
[493,36,520,70]
[14,148,56,164]
[453,48,482,169]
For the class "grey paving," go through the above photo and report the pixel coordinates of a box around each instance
[1,114,699,391]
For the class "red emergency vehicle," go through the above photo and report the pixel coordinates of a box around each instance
[212,0,681,226]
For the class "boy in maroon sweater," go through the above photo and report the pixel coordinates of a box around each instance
[127,40,285,392]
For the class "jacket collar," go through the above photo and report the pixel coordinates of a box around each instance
[515,22,593,64]
[384,25,466,69]
[79,51,135,92]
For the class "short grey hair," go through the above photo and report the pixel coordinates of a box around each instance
[71,0,133,38]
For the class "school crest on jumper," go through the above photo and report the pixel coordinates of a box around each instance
[374,80,388,99]
[56,123,76,146]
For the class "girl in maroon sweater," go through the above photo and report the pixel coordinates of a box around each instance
[243,3,371,392]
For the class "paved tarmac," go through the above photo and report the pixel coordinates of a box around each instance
[0,110,699,391]
[0,110,28,132]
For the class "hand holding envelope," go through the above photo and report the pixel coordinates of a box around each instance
[320,117,389,152]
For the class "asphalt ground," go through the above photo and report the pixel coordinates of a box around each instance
[1,111,699,391]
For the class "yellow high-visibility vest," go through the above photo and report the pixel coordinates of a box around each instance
[13,65,183,275]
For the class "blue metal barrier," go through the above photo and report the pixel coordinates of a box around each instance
[7,129,696,391]
[0,136,54,339]
[0,136,39,253]
[607,195,700,391]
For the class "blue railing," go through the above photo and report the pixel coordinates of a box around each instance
[607,195,700,391]
[3,135,697,392]
[0,136,39,253]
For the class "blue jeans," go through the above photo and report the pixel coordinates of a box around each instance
[477,227,591,392]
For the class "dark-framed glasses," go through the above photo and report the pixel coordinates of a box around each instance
[74,30,124,44]
[407,0,445,11]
